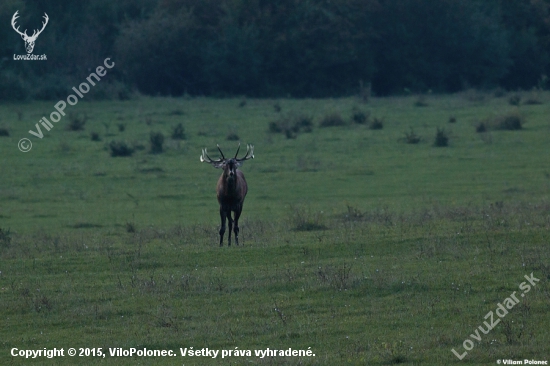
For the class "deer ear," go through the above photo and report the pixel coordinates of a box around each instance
[212,161,225,169]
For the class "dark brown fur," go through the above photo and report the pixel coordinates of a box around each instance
[217,162,248,246]
[200,143,254,246]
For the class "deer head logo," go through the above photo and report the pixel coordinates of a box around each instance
[11,11,49,54]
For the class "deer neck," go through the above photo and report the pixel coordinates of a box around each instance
[224,171,238,192]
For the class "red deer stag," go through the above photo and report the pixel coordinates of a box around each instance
[200,143,254,246]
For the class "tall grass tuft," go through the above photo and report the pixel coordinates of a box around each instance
[289,206,327,231]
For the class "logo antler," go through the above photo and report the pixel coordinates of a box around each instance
[11,11,49,54]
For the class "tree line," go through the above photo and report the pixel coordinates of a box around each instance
[1,0,549,100]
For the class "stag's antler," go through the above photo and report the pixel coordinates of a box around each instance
[200,145,225,167]
[236,144,254,162]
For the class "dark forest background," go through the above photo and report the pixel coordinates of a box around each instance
[1,0,549,100]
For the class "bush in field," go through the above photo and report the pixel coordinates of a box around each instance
[0,227,11,247]
[90,132,101,141]
[351,108,369,124]
[0,127,9,137]
[109,141,134,157]
[434,128,449,147]
[476,122,487,133]
[150,132,165,154]
[226,133,240,141]
[171,123,186,140]
[319,112,346,127]
[369,117,384,130]
[269,114,313,139]
[67,113,88,131]
[496,111,524,130]
[481,111,525,131]
[403,128,421,144]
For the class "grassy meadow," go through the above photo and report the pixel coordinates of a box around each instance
[0,91,549,365]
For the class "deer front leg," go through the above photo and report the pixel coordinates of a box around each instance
[219,208,227,246]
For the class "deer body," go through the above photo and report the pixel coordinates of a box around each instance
[200,144,254,246]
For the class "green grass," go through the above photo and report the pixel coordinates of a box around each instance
[0,92,549,365]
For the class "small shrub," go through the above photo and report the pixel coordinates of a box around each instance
[126,222,136,233]
[117,123,126,132]
[0,127,9,136]
[479,111,525,131]
[448,116,456,123]
[476,122,487,133]
[284,129,296,139]
[294,115,313,132]
[369,117,384,130]
[150,131,165,154]
[226,133,239,141]
[171,123,186,140]
[274,102,281,112]
[352,109,369,124]
[66,113,88,131]
[0,227,11,247]
[269,114,313,138]
[487,110,525,131]
[90,132,101,141]
[508,94,521,106]
[404,128,421,144]
[238,99,246,107]
[497,113,523,130]
[319,112,346,127]
[109,140,134,157]
[434,127,449,147]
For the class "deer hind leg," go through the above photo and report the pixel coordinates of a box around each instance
[234,208,242,246]
[219,208,227,247]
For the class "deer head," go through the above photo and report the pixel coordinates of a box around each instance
[200,143,254,175]
[12,11,49,54]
